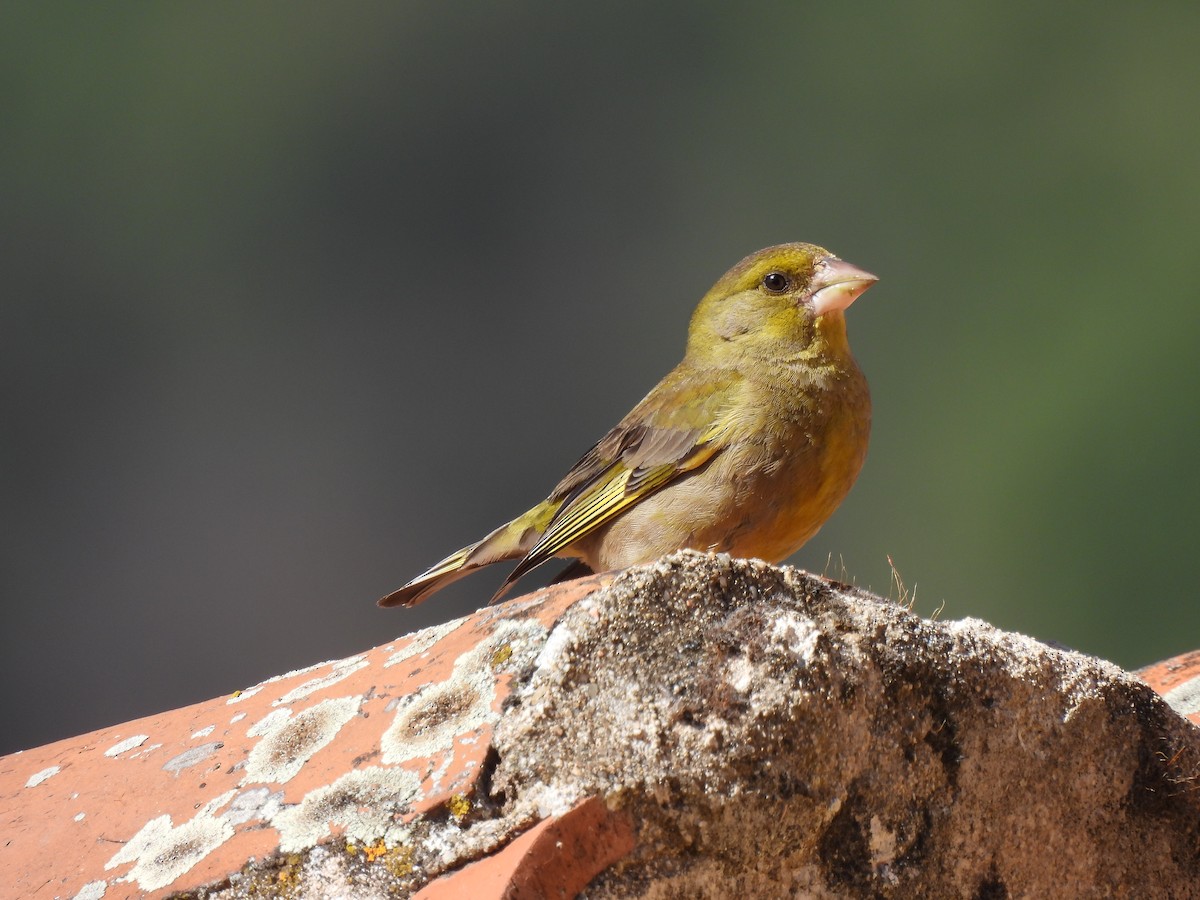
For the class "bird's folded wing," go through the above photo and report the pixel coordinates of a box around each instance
[495,377,739,592]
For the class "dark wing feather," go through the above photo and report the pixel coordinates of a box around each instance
[493,372,741,595]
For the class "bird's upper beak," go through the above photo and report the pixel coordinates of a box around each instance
[809,257,878,317]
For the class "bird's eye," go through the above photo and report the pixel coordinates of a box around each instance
[762,271,790,293]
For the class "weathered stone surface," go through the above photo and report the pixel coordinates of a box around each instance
[3,550,1198,898]
[485,552,1200,898]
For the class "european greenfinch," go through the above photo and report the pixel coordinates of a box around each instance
[380,242,876,608]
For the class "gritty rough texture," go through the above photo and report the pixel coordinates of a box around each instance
[488,552,1200,899]
[6,551,1199,899]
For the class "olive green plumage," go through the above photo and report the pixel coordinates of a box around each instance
[380,242,876,608]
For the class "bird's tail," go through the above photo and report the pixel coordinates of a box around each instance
[377,502,556,608]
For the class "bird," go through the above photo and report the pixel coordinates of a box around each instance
[379,242,876,608]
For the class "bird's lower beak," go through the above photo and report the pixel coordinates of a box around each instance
[809,257,879,317]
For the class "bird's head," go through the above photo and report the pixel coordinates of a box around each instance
[686,242,877,365]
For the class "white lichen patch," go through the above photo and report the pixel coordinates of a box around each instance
[418,817,466,865]
[1163,676,1200,718]
[524,780,582,819]
[226,684,265,704]
[163,741,224,776]
[381,618,547,766]
[382,675,494,765]
[191,725,215,739]
[274,656,370,706]
[223,786,284,826]
[533,616,582,673]
[105,790,238,892]
[227,658,333,705]
[243,696,360,785]
[269,766,420,852]
[104,735,149,757]
[483,618,548,668]
[770,610,820,661]
[726,656,756,694]
[383,617,467,669]
[72,880,106,900]
[229,712,246,724]
[75,812,87,822]
[247,708,292,738]
[25,765,60,787]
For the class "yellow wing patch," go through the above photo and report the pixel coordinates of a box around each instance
[497,437,723,592]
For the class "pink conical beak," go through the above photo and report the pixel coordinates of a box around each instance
[809,257,878,317]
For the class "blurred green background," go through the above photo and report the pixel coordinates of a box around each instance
[3,4,1198,755]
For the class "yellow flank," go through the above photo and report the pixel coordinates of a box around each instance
[379,242,877,609]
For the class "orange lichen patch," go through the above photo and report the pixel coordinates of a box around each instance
[362,839,385,863]
[0,572,611,899]
[1137,650,1200,726]
[412,796,635,899]
[344,837,393,864]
